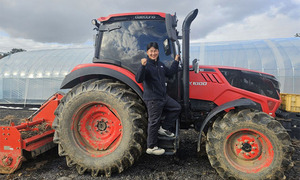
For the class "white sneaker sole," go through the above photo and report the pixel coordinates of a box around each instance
[158,131,175,137]
[146,149,165,155]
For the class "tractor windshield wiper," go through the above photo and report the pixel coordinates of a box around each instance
[99,24,121,32]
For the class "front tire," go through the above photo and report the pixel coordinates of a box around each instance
[206,109,294,179]
[52,79,147,177]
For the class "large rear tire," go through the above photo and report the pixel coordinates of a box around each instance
[206,109,294,180]
[52,79,147,177]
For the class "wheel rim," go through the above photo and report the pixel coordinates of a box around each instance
[225,128,274,173]
[72,103,123,157]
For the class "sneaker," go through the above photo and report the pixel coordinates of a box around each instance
[146,146,165,155]
[158,126,175,137]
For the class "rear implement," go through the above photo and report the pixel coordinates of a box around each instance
[0,93,63,174]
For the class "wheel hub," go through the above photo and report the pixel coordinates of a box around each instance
[96,119,108,131]
[234,135,261,160]
[241,142,252,152]
[74,104,123,155]
[225,129,274,173]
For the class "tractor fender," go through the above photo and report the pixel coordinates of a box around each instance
[60,64,143,99]
[197,98,257,152]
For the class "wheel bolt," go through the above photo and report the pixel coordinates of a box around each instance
[253,147,257,150]
[251,151,255,154]
[237,145,242,149]
[241,151,245,154]
[246,153,250,156]
[250,142,254,145]
[244,140,249,143]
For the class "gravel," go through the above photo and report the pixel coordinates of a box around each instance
[0,108,299,180]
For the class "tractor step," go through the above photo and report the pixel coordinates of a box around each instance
[157,119,180,155]
[158,135,178,155]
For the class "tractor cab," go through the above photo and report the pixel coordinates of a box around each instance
[92,12,181,100]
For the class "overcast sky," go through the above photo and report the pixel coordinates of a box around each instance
[0,0,299,52]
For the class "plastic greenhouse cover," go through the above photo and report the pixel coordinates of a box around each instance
[0,38,299,105]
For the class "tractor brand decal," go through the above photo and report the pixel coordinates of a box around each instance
[135,15,157,20]
[189,82,207,86]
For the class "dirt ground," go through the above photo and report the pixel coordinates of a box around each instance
[0,108,299,180]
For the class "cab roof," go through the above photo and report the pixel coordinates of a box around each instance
[98,12,166,22]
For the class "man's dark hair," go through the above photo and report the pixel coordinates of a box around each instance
[147,42,159,51]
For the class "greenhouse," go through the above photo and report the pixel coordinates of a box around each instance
[190,37,300,94]
[0,48,94,105]
[0,37,299,105]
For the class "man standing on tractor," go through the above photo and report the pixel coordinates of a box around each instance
[136,42,181,155]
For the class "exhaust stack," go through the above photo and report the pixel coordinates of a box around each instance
[182,9,198,119]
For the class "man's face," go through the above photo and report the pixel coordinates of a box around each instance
[147,47,159,61]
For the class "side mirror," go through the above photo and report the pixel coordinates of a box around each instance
[163,39,171,56]
[192,59,200,73]
[165,14,178,41]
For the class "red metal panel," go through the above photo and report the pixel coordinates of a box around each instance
[23,135,54,152]
[31,93,63,127]
[207,73,218,83]
[189,66,280,117]
[71,63,143,91]
[212,73,223,83]
[201,73,211,82]
[0,127,22,174]
[22,130,55,151]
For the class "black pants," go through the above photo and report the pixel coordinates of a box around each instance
[145,96,181,148]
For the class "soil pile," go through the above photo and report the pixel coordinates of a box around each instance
[0,108,51,139]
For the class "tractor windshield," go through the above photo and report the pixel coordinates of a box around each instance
[98,20,175,73]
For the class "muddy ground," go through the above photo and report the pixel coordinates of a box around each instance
[0,108,299,180]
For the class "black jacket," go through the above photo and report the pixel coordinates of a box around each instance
[135,57,179,101]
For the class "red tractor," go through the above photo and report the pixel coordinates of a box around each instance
[0,9,294,179]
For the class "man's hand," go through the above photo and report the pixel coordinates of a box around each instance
[141,58,147,66]
[175,55,180,62]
